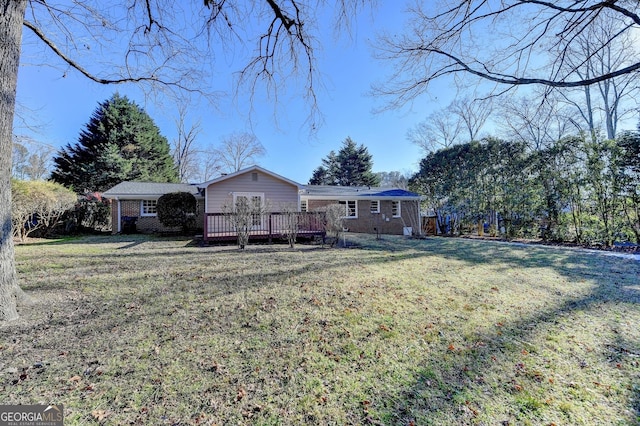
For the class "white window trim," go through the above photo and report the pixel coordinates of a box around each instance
[300,199,308,212]
[392,200,401,218]
[141,199,158,217]
[339,200,357,219]
[370,200,380,214]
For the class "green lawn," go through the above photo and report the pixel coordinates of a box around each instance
[2,234,639,425]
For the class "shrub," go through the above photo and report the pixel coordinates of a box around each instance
[73,192,111,232]
[11,179,77,241]
[157,192,198,234]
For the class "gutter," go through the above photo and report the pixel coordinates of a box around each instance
[301,195,423,201]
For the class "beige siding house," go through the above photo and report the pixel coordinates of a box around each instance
[202,166,300,214]
[103,165,423,238]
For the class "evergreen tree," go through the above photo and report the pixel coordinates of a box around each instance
[308,137,380,186]
[309,166,329,185]
[51,94,178,192]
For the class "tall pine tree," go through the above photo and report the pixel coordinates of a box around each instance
[309,137,380,186]
[51,94,178,192]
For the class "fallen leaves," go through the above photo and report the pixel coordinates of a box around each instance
[92,409,109,421]
[236,386,247,402]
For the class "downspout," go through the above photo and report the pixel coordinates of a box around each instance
[116,198,121,233]
[203,186,208,243]
[415,200,421,236]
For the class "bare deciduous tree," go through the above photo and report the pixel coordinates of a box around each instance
[375,171,410,189]
[172,105,202,183]
[375,1,640,107]
[449,97,492,143]
[11,180,77,241]
[321,204,345,247]
[201,153,224,182]
[1,1,28,321]
[408,96,491,153]
[279,202,307,248]
[222,195,269,249]
[497,93,571,151]
[12,135,54,180]
[554,10,639,139]
[407,108,463,153]
[213,132,266,173]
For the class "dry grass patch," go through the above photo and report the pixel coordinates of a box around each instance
[1,234,639,425]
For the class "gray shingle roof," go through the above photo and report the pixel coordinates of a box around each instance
[103,181,202,198]
[301,185,421,199]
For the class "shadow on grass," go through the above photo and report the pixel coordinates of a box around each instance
[347,235,640,424]
[18,232,638,304]
[16,233,191,247]
[10,233,640,424]
[392,306,639,423]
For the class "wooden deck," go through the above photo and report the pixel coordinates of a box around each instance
[203,212,326,243]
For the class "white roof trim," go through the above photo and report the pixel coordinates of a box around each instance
[104,194,204,200]
[199,165,302,188]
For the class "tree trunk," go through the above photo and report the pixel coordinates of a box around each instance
[0,0,28,322]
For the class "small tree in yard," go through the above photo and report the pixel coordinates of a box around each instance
[279,203,308,248]
[11,180,77,241]
[157,192,198,235]
[222,195,268,249]
[322,204,345,247]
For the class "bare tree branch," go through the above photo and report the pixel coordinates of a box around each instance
[375,0,640,107]
[172,104,202,183]
[23,6,203,94]
[212,132,266,173]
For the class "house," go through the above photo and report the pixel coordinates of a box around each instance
[103,165,422,239]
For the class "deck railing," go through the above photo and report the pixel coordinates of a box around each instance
[203,211,326,243]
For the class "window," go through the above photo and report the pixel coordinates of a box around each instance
[300,199,308,212]
[233,192,264,229]
[251,172,258,181]
[392,201,401,217]
[141,200,157,216]
[249,195,262,227]
[339,200,357,218]
[370,200,380,214]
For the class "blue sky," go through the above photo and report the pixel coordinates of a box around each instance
[14,2,459,185]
